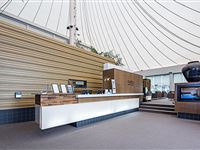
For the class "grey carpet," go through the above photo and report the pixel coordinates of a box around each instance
[0,112,200,150]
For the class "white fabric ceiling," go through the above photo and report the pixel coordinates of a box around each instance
[0,0,200,71]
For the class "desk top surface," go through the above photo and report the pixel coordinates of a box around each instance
[76,93,143,98]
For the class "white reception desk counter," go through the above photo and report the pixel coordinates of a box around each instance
[76,93,144,98]
[35,93,143,130]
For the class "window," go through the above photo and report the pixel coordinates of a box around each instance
[146,73,187,93]
[146,74,170,93]
[174,73,187,84]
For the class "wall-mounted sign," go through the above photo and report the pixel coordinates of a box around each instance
[68,79,87,88]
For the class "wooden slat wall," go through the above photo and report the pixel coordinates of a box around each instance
[0,21,114,109]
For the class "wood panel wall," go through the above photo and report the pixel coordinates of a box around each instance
[103,69,143,94]
[143,79,151,91]
[0,21,114,110]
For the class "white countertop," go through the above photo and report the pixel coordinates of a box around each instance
[76,93,143,98]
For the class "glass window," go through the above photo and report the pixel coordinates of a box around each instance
[146,73,187,93]
[154,76,162,92]
[161,75,170,92]
[146,74,170,93]
[174,73,187,83]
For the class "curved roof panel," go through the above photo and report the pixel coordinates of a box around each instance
[1,0,200,71]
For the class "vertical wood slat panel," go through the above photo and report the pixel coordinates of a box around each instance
[0,21,115,109]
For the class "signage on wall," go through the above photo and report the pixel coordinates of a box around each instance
[111,79,116,94]
[68,79,87,88]
[128,80,134,86]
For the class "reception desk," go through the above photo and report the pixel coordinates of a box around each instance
[35,93,143,130]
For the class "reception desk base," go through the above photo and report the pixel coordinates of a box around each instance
[35,97,140,130]
[177,112,200,121]
[72,108,138,128]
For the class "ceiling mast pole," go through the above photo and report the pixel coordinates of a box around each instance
[69,0,77,45]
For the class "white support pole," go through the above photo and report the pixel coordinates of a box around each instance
[169,72,174,91]
[69,0,77,45]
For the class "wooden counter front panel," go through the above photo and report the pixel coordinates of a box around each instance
[103,69,143,93]
[35,94,77,106]
[175,102,200,114]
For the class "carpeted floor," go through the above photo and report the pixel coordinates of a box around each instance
[0,112,200,150]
